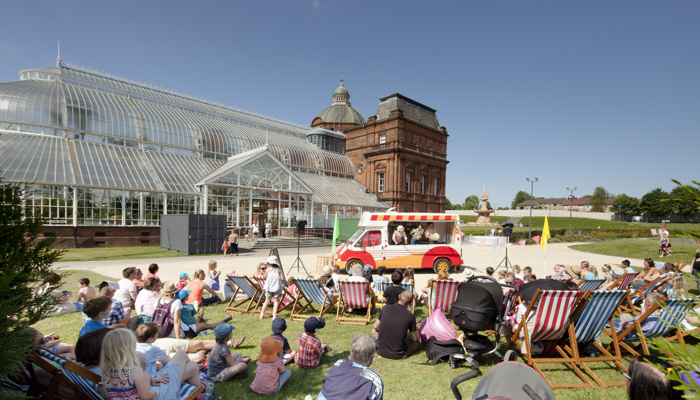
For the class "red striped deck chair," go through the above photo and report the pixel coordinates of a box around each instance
[561,290,630,388]
[337,280,372,325]
[552,276,572,283]
[577,278,605,293]
[428,280,460,316]
[614,272,638,290]
[288,277,337,321]
[253,276,297,316]
[225,275,264,314]
[508,289,587,389]
[618,276,665,315]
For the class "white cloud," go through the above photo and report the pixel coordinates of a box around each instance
[312,0,320,8]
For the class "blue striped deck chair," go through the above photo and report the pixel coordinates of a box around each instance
[561,290,629,388]
[379,282,416,313]
[288,277,337,321]
[577,278,605,293]
[609,298,696,357]
[619,276,665,315]
[225,274,263,314]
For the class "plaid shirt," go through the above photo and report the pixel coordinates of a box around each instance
[295,332,322,368]
[82,297,125,327]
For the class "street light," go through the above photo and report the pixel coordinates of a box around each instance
[526,177,538,239]
[566,187,577,233]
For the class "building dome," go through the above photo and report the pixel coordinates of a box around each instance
[312,79,365,127]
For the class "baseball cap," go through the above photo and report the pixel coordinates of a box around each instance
[214,323,235,339]
[100,280,120,291]
[304,317,326,333]
[363,264,373,272]
[271,317,287,333]
[179,272,190,279]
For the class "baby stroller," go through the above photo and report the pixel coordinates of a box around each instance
[471,361,556,400]
[448,275,517,400]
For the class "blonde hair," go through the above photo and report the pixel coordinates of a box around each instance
[580,261,590,269]
[403,266,414,282]
[256,263,266,273]
[498,270,506,278]
[100,329,140,381]
[208,260,217,271]
[589,266,598,277]
[512,265,521,274]
[671,275,687,295]
[193,269,206,280]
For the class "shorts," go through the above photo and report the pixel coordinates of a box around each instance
[153,338,189,354]
[266,290,282,299]
[210,369,229,383]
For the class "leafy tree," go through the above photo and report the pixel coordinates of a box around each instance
[511,190,533,209]
[611,194,640,219]
[445,198,453,210]
[590,186,610,212]
[639,188,673,217]
[463,195,479,210]
[0,180,64,381]
[670,184,700,219]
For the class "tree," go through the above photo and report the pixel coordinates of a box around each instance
[511,190,533,209]
[611,194,640,219]
[0,180,64,381]
[670,184,700,219]
[445,198,453,210]
[463,195,479,210]
[589,186,610,212]
[639,188,673,217]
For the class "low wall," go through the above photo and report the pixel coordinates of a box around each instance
[453,210,614,221]
[42,226,160,248]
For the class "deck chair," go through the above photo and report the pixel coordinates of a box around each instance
[651,229,658,236]
[552,276,572,283]
[288,277,337,321]
[607,298,696,357]
[225,275,264,314]
[619,276,664,315]
[252,276,297,316]
[337,280,373,325]
[507,289,588,389]
[29,350,75,400]
[577,278,605,293]
[379,282,416,313]
[561,290,630,388]
[428,280,460,316]
[611,272,638,290]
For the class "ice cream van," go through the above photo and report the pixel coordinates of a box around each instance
[333,211,464,273]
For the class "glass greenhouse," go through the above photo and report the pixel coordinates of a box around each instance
[0,61,388,228]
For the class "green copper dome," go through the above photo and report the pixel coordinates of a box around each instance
[334,85,349,95]
[315,79,365,125]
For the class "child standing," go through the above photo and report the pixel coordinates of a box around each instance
[250,337,290,396]
[221,238,229,256]
[209,260,221,292]
[100,329,201,400]
[294,317,330,369]
[270,318,297,365]
[76,278,96,303]
[208,323,248,382]
[79,296,113,337]
[177,273,190,291]
[259,256,283,320]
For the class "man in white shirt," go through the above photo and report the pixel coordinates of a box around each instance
[114,267,138,316]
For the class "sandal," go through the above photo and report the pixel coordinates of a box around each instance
[223,314,233,323]
[196,309,205,323]
[241,356,250,363]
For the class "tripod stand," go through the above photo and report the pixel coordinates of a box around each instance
[496,240,512,272]
[287,233,310,276]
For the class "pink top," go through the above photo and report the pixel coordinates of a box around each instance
[145,273,158,280]
[250,359,285,395]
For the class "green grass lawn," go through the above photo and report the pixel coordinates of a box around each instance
[570,239,700,266]
[57,247,188,262]
[460,216,700,234]
[33,270,699,400]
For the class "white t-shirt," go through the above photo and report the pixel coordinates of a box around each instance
[114,278,137,305]
[135,289,155,315]
[263,269,282,292]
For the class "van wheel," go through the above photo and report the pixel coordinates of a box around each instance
[346,259,363,275]
[434,258,451,274]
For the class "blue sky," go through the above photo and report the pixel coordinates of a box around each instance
[2,1,698,209]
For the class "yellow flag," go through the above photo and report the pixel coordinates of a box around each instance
[540,216,551,252]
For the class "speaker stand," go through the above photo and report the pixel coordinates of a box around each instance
[496,243,512,272]
[287,233,310,276]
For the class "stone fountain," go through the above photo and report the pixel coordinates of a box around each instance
[475,185,495,225]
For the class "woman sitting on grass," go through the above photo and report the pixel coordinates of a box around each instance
[185,270,221,307]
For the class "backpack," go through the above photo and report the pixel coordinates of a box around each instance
[152,298,176,338]
[422,337,464,365]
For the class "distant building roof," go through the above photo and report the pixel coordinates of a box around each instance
[374,93,440,129]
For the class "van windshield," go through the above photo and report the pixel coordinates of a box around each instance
[347,229,364,245]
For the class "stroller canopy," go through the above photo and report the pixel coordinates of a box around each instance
[472,361,555,400]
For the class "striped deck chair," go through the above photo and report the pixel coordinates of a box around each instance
[337,280,373,325]
[618,276,664,315]
[614,272,638,290]
[225,275,263,314]
[379,282,416,313]
[577,278,605,293]
[428,280,460,316]
[552,276,572,283]
[252,276,296,316]
[288,277,337,321]
[507,289,587,389]
[608,298,696,357]
[38,349,202,400]
[561,290,629,388]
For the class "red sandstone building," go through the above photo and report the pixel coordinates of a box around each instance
[312,81,449,213]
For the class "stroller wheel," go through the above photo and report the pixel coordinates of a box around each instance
[504,350,517,362]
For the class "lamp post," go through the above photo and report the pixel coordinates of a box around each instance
[566,187,577,232]
[526,177,538,239]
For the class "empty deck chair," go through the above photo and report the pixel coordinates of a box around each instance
[507,289,587,389]
[577,278,605,293]
[288,277,337,321]
[428,280,460,316]
[225,275,263,314]
[252,276,296,316]
[337,280,373,325]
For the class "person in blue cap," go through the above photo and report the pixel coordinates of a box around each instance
[177,272,190,290]
[270,317,296,364]
[207,323,249,382]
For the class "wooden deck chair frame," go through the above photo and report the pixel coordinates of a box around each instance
[252,276,297,316]
[30,350,77,400]
[225,275,264,314]
[288,277,337,321]
[561,290,630,388]
[605,298,695,357]
[337,280,372,325]
[379,282,416,313]
[618,276,664,315]
[428,280,460,316]
[507,289,590,389]
[577,278,605,293]
[610,272,638,290]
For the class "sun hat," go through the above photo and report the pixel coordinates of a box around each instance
[611,268,625,278]
[214,323,235,339]
[179,272,189,279]
[397,225,404,232]
[565,265,583,280]
[271,317,287,333]
[463,269,474,279]
[259,336,283,363]
[304,317,326,333]
[161,281,178,296]
[99,280,120,291]
[266,255,280,266]
[321,265,333,276]
[364,264,373,272]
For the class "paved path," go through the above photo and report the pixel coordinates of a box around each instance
[54,242,646,293]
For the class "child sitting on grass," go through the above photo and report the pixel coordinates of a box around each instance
[177,272,190,290]
[79,296,113,337]
[207,323,248,383]
[76,278,96,303]
[294,317,330,369]
[250,337,290,396]
[270,318,297,365]
[135,323,166,375]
